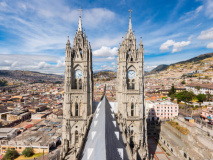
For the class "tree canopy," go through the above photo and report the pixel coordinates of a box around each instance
[176,91,195,103]
[196,94,206,103]
[3,148,19,160]
[22,147,34,157]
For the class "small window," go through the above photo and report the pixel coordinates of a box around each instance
[75,131,79,143]
[131,103,134,116]
[19,147,22,149]
[75,103,79,116]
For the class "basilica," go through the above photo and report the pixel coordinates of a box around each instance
[60,9,148,160]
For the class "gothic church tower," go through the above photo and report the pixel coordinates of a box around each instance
[61,9,93,159]
[117,10,148,160]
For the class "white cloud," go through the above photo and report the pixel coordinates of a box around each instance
[160,40,175,51]
[160,40,190,53]
[92,36,121,49]
[93,46,118,57]
[101,64,116,71]
[0,2,7,7]
[179,5,203,22]
[83,8,115,28]
[38,62,51,69]
[0,54,65,74]
[198,28,213,40]
[207,42,213,49]
[204,0,213,18]
[188,35,194,41]
[172,41,191,53]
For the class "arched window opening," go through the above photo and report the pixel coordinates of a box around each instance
[79,79,82,89]
[75,131,79,143]
[132,79,135,89]
[72,79,77,89]
[130,131,134,150]
[75,103,79,116]
[131,57,133,62]
[131,103,134,116]
[127,79,131,89]
[79,48,82,57]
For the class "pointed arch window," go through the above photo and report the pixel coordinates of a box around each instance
[72,79,77,89]
[75,131,79,143]
[132,79,135,89]
[131,103,134,116]
[79,48,82,57]
[79,79,82,89]
[75,103,79,116]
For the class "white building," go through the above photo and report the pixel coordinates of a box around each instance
[146,100,179,121]
[186,84,213,95]
[0,128,18,139]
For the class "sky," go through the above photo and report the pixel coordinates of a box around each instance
[0,0,213,74]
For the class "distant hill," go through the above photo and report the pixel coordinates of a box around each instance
[148,52,213,75]
[0,70,64,83]
[148,64,169,75]
[93,71,116,79]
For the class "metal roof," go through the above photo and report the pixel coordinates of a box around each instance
[80,96,129,160]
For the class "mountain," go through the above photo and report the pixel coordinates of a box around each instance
[148,52,213,75]
[0,70,64,83]
[93,71,116,79]
[147,64,169,75]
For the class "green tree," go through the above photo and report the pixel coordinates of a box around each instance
[197,94,206,107]
[176,91,195,103]
[168,84,176,96]
[22,147,34,157]
[206,92,212,102]
[3,148,19,160]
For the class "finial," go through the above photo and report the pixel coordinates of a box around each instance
[128,9,132,18]
[78,7,83,17]
[67,36,69,40]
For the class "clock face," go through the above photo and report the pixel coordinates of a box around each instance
[75,70,82,79]
[128,70,135,79]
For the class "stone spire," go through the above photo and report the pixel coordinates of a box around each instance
[78,8,82,32]
[66,36,70,45]
[127,9,133,36]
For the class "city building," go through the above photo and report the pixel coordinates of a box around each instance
[186,83,213,95]
[201,106,213,122]
[60,8,93,159]
[146,101,179,121]
[116,10,148,159]
[0,128,18,140]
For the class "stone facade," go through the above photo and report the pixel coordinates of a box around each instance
[60,10,93,159]
[116,11,148,160]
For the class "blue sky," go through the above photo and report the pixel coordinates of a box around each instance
[0,0,213,74]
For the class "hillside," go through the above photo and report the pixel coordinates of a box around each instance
[0,70,64,83]
[148,52,213,75]
[93,71,116,79]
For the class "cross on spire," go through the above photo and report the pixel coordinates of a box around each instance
[128,9,132,18]
[78,7,82,17]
